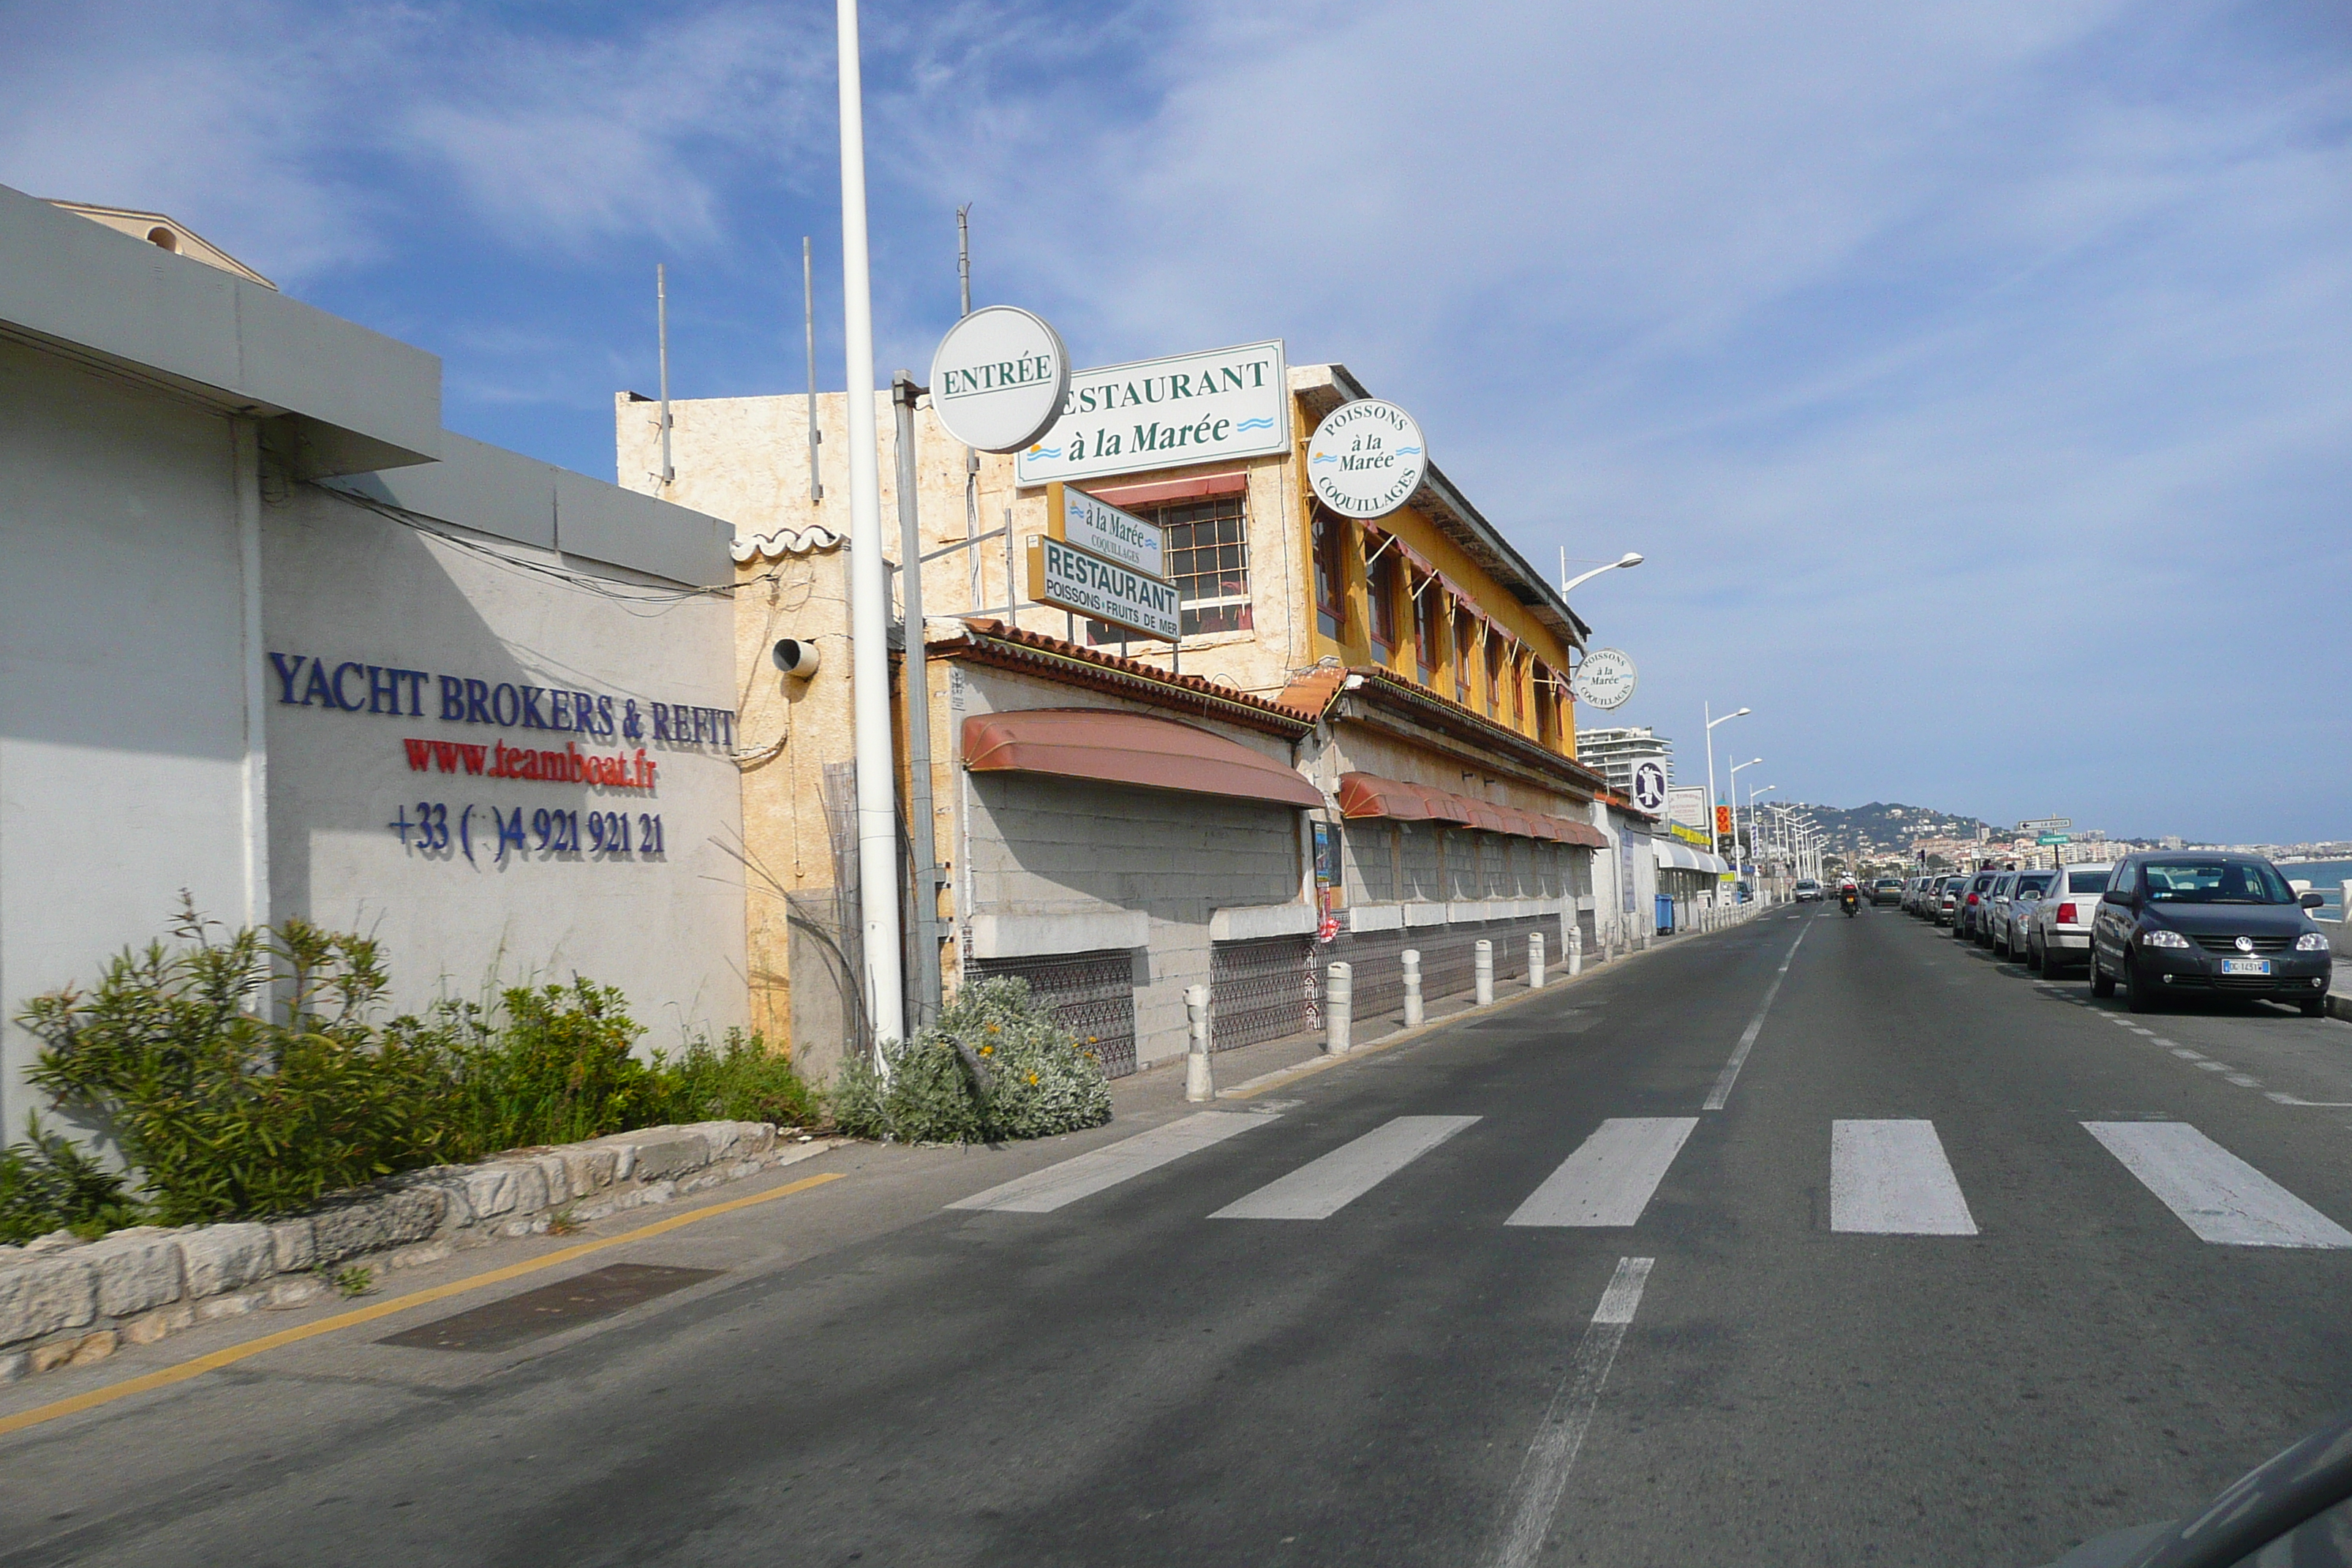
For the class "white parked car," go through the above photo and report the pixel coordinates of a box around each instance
[1991,869,2056,958]
[2026,864,2114,975]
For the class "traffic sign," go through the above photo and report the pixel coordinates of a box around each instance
[2038,832,2070,846]
[2018,816,2072,834]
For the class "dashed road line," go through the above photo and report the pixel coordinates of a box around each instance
[1487,1256,1654,1568]
[1703,924,1809,1111]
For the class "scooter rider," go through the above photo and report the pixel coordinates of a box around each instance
[1839,880,1860,916]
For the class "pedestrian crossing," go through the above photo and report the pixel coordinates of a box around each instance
[950,1110,2352,1249]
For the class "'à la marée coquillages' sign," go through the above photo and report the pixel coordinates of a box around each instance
[1025,535,1180,641]
[1306,398,1428,519]
[1046,482,1164,578]
[1015,340,1289,486]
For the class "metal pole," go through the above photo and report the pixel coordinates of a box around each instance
[957,205,979,610]
[655,263,674,489]
[836,0,905,1051]
[1703,701,1717,865]
[894,372,942,1028]
[1002,505,1015,622]
[803,237,822,503]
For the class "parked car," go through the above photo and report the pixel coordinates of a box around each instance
[1794,879,1823,902]
[1976,872,2019,946]
[1931,875,1965,925]
[1992,870,2055,957]
[1871,877,1904,906]
[2027,864,2112,975]
[2089,852,2334,1016]
[1953,870,2000,941]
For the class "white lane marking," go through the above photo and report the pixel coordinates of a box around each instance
[948,1111,1273,1213]
[1830,1120,1979,1235]
[1488,1256,1654,1568]
[2129,1028,2156,1036]
[1506,1118,1699,1228]
[2150,1039,2179,1047]
[1703,924,1810,1111]
[2194,1061,2230,1073]
[2227,1074,2264,1088]
[2171,1047,2204,1060]
[2084,1122,2352,1248]
[1209,1115,1479,1220]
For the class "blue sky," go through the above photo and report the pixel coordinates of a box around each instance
[9,0,2348,842]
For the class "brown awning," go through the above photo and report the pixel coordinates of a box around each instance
[1410,785,1477,824]
[1492,805,1542,840]
[1338,772,1434,821]
[963,709,1324,809]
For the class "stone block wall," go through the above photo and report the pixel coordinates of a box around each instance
[0,1120,813,1386]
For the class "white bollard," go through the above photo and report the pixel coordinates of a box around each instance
[1184,984,1215,1103]
[1568,924,1583,976]
[1326,962,1353,1054]
[1401,948,1423,1028]
[1475,939,1494,1006]
[1529,931,1545,988]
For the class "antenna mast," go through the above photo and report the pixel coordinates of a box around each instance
[655,263,674,489]
[803,236,823,502]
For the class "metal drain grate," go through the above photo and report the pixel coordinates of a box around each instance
[377,1263,721,1353]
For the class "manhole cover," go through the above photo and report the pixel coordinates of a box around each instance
[379,1263,721,1352]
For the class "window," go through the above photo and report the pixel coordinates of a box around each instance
[1413,576,1441,685]
[1452,608,1473,706]
[1511,653,1526,726]
[1162,494,1252,637]
[1313,515,1346,639]
[1533,660,1555,745]
[1485,637,1504,715]
[1367,551,1398,663]
[1085,491,1253,647]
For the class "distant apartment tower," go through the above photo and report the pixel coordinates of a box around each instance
[1576,725,1673,796]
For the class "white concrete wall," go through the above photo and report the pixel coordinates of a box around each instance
[261,487,747,1045]
[0,340,257,1133]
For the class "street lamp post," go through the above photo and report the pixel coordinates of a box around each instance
[1727,757,1762,891]
[1703,704,1750,868]
[1558,549,1644,600]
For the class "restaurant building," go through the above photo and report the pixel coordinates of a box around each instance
[624,349,1624,1079]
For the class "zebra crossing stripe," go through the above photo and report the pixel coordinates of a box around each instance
[2083,1122,2352,1248]
[1210,1115,1480,1221]
[1506,1118,1697,1228]
[1831,1120,1978,1235]
[947,1111,1273,1213]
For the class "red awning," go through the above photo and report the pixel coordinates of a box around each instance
[1491,805,1542,840]
[962,709,1324,810]
[1550,815,1609,849]
[1338,772,1435,821]
[1409,785,1477,824]
[1454,796,1508,833]
[1087,472,1248,508]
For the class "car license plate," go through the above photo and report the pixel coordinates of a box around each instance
[2220,959,2272,976]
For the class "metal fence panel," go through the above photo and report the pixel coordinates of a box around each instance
[1210,935,1319,1051]
[967,949,1139,1078]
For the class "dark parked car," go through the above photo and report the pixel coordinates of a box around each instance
[1870,877,1903,906]
[2089,853,2334,1016]
[1953,870,1999,941]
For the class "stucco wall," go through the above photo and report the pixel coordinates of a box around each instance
[260,486,748,1045]
[0,339,256,1133]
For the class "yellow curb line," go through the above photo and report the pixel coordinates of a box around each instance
[0,1169,848,1439]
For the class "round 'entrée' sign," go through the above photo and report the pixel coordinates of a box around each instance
[1571,648,1637,710]
[928,306,1071,453]
[1307,399,1427,518]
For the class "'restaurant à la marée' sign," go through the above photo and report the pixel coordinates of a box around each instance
[1016,339,1289,486]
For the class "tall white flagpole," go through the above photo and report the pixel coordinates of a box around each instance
[835,0,905,1051]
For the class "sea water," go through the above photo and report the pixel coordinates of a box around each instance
[2277,858,2352,918]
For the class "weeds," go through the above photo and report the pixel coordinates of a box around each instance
[832,977,1110,1145]
[544,1204,583,1236]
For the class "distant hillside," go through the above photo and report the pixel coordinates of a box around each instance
[1784,801,1994,856]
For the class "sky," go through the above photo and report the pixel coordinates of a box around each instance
[7,0,2348,843]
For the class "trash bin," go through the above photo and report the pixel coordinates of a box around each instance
[1656,893,1676,935]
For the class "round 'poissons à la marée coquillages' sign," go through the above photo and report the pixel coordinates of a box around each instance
[1571,647,1637,710]
[1307,399,1428,518]
[928,306,1071,453]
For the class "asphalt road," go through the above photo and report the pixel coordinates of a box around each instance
[6,905,2352,1568]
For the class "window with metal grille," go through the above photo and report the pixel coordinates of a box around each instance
[1085,493,1253,643]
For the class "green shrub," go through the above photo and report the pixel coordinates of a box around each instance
[12,901,821,1233]
[832,977,1110,1144]
[645,1028,822,1129]
[19,903,459,1224]
[0,1117,143,1243]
